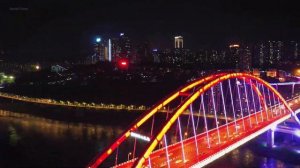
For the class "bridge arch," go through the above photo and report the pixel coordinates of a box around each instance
[134,73,298,167]
[87,73,226,168]
[88,73,299,168]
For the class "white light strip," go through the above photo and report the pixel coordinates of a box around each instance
[270,82,300,86]
[190,115,291,168]
[108,39,112,62]
[130,132,150,142]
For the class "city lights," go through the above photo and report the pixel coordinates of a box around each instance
[117,59,129,69]
[294,69,300,77]
[295,130,300,137]
[229,44,240,48]
[2,1,300,168]
[96,37,101,43]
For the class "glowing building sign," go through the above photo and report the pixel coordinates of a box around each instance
[229,44,240,48]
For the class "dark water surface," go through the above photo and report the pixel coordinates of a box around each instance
[0,110,300,168]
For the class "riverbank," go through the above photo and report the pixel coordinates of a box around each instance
[0,97,142,126]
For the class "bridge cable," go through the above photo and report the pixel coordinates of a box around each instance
[177,117,186,162]
[236,78,246,131]
[228,79,238,133]
[243,79,252,128]
[190,104,199,155]
[249,79,259,125]
[220,82,230,138]
[211,87,221,144]
[267,88,274,119]
[201,94,211,148]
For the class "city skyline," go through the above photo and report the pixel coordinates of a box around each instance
[1,0,300,61]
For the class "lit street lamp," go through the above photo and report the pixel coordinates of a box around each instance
[128,152,132,161]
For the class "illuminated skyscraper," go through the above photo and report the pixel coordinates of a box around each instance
[228,44,252,70]
[267,41,283,65]
[229,44,240,68]
[108,39,112,62]
[111,33,132,62]
[239,46,252,70]
[259,43,265,67]
[174,36,183,48]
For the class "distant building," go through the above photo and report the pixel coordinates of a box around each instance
[259,43,266,67]
[285,41,299,61]
[91,37,109,63]
[252,40,299,68]
[94,42,106,62]
[152,49,160,63]
[239,46,252,70]
[252,69,260,77]
[137,41,152,64]
[228,44,252,70]
[174,36,183,49]
[111,33,132,63]
[51,65,67,73]
[266,69,277,78]
[228,44,240,69]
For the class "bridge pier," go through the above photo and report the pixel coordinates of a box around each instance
[267,129,275,148]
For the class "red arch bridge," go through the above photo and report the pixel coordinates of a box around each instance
[87,72,300,168]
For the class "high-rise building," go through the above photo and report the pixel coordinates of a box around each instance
[118,33,131,58]
[111,33,132,63]
[239,46,252,70]
[93,38,106,63]
[259,43,265,67]
[174,36,183,48]
[228,44,252,70]
[267,41,283,65]
[295,42,299,60]
[252,40,300,68]
[152,49,160,63]
[229,44,240,68]
[137,41,151,64]
[286,41,299,61]
[104,46,108,61]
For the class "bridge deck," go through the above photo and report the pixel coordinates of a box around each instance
[114,98,300,168]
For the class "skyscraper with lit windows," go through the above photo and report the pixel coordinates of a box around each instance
[174,36,183,49]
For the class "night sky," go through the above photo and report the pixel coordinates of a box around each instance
[1,0,300,61]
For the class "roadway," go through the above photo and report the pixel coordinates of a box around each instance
[0,92,146,111]
[0,92,230,121]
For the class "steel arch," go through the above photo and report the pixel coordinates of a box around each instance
[134,73,297,167]
[87,73,226,168]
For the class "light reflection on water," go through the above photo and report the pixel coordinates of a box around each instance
[0,110,124,167]
[0,110,123,140]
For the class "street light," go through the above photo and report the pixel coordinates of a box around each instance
[184,132,188,138]
[128,152,132,161]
